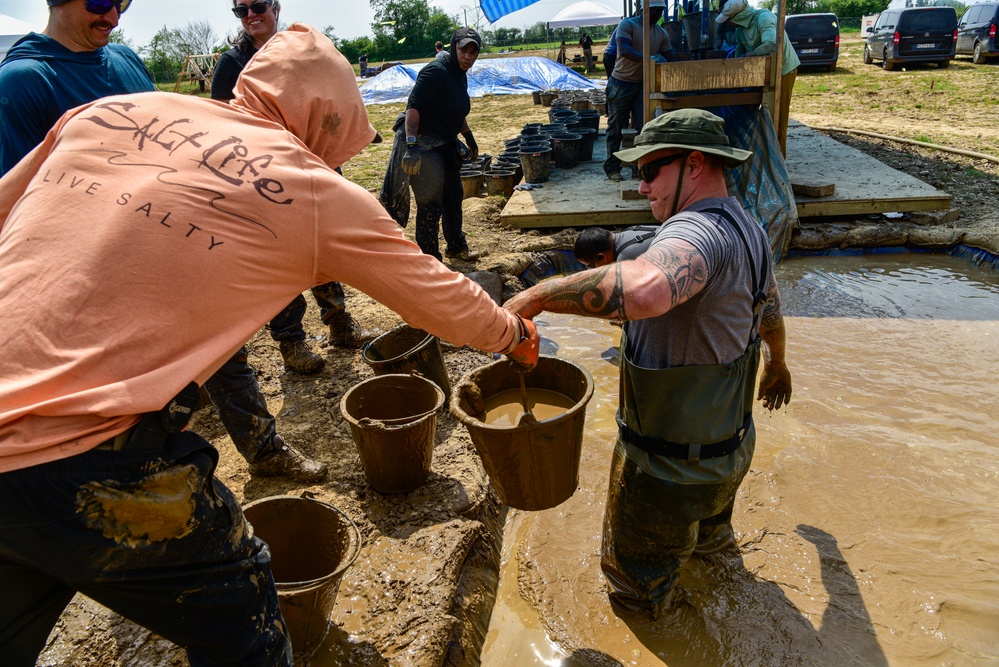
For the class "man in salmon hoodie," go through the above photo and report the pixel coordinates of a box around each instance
[0,24,538,666]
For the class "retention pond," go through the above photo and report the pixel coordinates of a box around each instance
[480,253,999,666]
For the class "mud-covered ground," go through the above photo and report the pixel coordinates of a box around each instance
[39,35,998,666]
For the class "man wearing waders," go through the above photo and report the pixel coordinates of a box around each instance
[504,108,793,618]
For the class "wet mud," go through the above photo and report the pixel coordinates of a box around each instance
[482,254,999,666]
[483,388,575,425]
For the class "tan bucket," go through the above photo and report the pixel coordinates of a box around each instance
[341,373,445,494]
[242,494,360,660]
[450,357,594,511]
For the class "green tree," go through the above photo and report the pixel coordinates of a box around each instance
[370,0,458,59]
[141,26,187,83]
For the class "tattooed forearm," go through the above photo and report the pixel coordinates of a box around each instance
[760,283,784,332]
[641,243,707,308]
[534,265,628,319]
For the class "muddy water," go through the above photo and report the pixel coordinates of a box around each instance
[484,388,577,426]
[481,253,999,666]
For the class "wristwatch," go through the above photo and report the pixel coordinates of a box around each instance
[406,136,418,146]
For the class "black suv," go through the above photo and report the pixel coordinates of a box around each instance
[864,6,957,70]
[956,1,998,63]
[785,13,840,71]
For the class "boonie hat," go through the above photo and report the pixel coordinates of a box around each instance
[613,108,752,167]
[716,0,748,23]
[454,27,481,50]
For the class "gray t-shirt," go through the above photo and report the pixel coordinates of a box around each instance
[624,197,774,369]
[612,16,672,83]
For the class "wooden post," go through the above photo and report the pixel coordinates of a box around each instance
[642,0,652,127]
[773,0,787,131]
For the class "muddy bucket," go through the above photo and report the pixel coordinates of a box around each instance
[243,494,360,660]
[460,170,483,199]
[520,145,551,183]
[362,324,451,402]
[682,12,719,51]
[486,170,517,198]
[531,89,542,105]
[341,373,445,494]
[450,357,594,511]
[540,90,557,106]
[574,127,598,161]
[552,132,581,169]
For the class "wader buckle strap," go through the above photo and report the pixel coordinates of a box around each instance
[618,413,752,462]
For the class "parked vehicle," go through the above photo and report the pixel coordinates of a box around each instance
[864,6,957,70]
[956,1,998,63]
[785,13,840,72]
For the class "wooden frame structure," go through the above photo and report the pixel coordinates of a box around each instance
[628,0,789,131]
[173,53,221,94]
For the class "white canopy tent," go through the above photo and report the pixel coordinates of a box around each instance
[546,0,622,28]
[1,13,35,61]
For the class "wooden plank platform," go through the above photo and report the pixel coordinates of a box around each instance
[785,122,952,217]
[500,121,953,229]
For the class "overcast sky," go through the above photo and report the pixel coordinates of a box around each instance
[0,0,617,49]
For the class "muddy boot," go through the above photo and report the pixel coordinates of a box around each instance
[693,522,737,556]
[445,247,480,261]
[249,435,328,483]
[329,312,375,348]
[279,339,325,374]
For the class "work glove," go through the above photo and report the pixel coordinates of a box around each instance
[463,131,479,163]
[402,145,422,175]
[506,315,540,371]
[652,53,669,64]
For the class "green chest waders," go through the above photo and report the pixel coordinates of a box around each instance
[600,206,769,614]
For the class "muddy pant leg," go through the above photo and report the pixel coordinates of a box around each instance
[600,442,695,612]
[600,434,755,613]
[410,148,447,260]
[311,281,347,324]
[268,294,308,343]
[203,347,277,464]
[0,438,292,667]
[694,498,737,555]
[440,163,468,256]
[603,78,640,176]
[0,559,76,666]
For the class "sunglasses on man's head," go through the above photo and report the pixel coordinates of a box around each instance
[637,151,687,184]
[232,0,273,18]
[84,0,131,14]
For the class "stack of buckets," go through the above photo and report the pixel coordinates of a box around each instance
[461,150,520,199]
[338,325,452,495]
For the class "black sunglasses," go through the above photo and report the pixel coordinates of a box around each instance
[232,1,273,18]
[84,0,131,14]
[637,152,687,183]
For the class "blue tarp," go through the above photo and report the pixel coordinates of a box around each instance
[361,56,602,105]
[480,0,541,22]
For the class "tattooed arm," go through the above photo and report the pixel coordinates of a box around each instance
[502,238,708,322]
[756,273,792,411]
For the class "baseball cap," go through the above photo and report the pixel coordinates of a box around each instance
[647,0,667,7]
[716,0,748,23]
[613,108,752,167]
[454,27,481,50]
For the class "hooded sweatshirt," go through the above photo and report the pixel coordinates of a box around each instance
[0,33,155,175]
[0,24,520,472]
[406,30,472,140]
[728,6,800,75]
